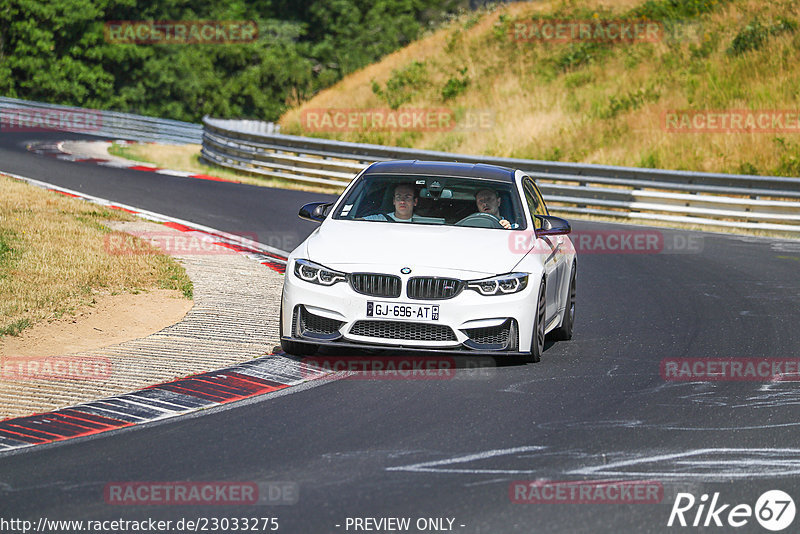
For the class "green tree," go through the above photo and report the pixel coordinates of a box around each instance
[0,0,463,121]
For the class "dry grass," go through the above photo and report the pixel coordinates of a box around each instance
[0,175,192,337]
[97,1,800,239]
[109,143,346,195]
[279,0,800,177]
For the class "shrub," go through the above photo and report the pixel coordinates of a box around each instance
[737,162,758,175]
[372,61,429,109]
[597,85,660,119]
[728,17,797,56]
[441,67,470,100]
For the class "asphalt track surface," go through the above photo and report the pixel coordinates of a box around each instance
[0,132,324,253]
[2,132,800,533]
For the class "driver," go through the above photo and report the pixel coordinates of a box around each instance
[475,189,514,229]
[365,183,420,222]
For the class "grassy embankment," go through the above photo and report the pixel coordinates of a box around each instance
[122,0,800,180]
[0,175,192,337]
[280,0,800,177]
[104,0,799,236]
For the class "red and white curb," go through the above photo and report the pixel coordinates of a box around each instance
[0,169,333,453]
[28,140,241,184]
[0,169,288,273]
[0,355,332,453]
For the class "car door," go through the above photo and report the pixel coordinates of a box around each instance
[530,179,568,311]
[522,178,560,324]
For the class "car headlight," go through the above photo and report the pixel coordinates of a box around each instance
[293,259,346,286]
[467,273,529,296]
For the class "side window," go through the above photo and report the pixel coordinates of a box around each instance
[522,178,544,229]
[531,183,549,217]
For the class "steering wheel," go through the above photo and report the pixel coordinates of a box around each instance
[454,212,505,229]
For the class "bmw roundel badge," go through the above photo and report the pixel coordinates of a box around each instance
[400,267,412,274]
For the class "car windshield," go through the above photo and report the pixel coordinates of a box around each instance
[333,174,527,229]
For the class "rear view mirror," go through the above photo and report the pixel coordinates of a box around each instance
[419,188,453,199]
[535,215,571,237]
[299,202,333,223]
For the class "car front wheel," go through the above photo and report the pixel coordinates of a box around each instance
[550,264,576,341]
[526,280,546,363]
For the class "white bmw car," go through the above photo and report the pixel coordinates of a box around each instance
[280,160,576,362]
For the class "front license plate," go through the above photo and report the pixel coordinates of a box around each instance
[366,301,440,321]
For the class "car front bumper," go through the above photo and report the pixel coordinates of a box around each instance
[281,268,539,353]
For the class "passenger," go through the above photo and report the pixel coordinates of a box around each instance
[474,188,513,229]
[365,183,419,222]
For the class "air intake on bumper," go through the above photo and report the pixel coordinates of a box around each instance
[350,320,457,342]
[294,306,344,340]
[462,319,518,351]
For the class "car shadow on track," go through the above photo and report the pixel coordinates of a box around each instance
[274,342,559,371]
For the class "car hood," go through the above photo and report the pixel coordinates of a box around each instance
[303,219,522,277]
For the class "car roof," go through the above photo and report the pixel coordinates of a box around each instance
[362,160,516,183]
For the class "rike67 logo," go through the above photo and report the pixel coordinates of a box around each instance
[668,490,795,531]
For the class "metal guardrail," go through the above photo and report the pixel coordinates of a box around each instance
[0,97,202,144]
[202,116,800,235]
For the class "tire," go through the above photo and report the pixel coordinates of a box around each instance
[278,304,318,356]
[525,280,546,363]
[551,264,576,341]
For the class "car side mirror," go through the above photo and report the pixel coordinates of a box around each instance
[299,202,333,223]
[535,215,571,237]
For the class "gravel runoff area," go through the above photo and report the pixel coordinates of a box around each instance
[0,220,284,420]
